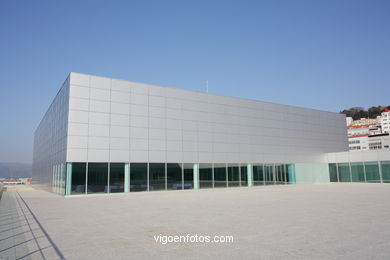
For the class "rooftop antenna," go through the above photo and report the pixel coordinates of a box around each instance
[206,80,209,93]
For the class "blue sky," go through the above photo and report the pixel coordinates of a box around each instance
[0,0,389,163]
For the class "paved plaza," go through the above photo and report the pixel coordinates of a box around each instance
[1,183,390,259]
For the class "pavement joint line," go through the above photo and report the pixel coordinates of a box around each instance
[16,191,65,260]
[14,191,46,259]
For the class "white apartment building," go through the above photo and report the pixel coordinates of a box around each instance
[381,111,390,133]
[347,108,390,151]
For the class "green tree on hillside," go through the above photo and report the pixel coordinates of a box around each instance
[340,105,389,120]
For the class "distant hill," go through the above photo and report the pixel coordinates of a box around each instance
[0,163,32,179]
[340,106,389,120]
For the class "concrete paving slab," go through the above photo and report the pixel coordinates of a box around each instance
[2,184,390,259]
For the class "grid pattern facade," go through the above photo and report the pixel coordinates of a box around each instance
[32,76,70,190]
[33,72,350,193]
[67,72,348,165]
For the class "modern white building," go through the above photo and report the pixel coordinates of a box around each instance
[381,110,390,133]
[346,109,390,151]
[32,73,390,196]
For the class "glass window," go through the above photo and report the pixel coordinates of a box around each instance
[337,163,351,182]
[264,164,274,185]
[214,163,227,188]
[283,164,289,184]
[199,163,213,188]
[275,164,284,184]
[350,162,365,182]
[130,163,148,192]
[109,163,124,193]
[183,163,194,189]
[71,163,86,194]
[287,164,294,184]
[365,161,380,183]
[228,164,239,187]
[167,163,183,190]
[240,165,248,186]
[381,161,390,183]
[149,163,166,191]
[88,163,108,194]
[329,163,338,182]
[253,164,264,185]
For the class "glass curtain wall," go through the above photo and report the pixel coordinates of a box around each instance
[284,164,290,183]
[253,164,264,185]
[382,161,390,183]
[264,164,274,185]
[214,163,227,188]
[275,164,284,184]
[109,163,125,193]
[53,164,66,195]
[365,162,380,183]
[149,163,166,191]
[130,163,148,192]
[199,163,213,188]
[228,164,240,187]
[330,161,390,183]
[337,163,351,182]
[183,163,194,189]
[88,163,108,194]
[329,163,338,182]
[350,162,365,182]
[71,163,86,194]
[65,161,297,196]
[240,165,247,186]
[167,163,183,190]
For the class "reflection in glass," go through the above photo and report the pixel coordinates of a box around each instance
[183,163,194,189]
[88,163,108,194]
[253,164,264,185]
[167,163,183,190]
[381,161,390,183]
[275,164,284,184]
[240,165,247,186]
[130,163,148,192]
[329,163,338,182]
[350,162,365,182]
[337,163,351,182]
[199,163,213,188]
[287,164,294,184]
[109,163,124,193]
[365,161,380,183]
[149,163,166,191]
[283,164,289,184]
[264,164,274,185]
[214,164,227,188]
[228,164,239,187]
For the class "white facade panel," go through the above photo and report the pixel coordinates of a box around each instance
[89,124,110,137]
[109,150,129,162]
[90,88,110,101]
[110,138,130,150]
[68,110,89,123]
[111,102,130,115]
[88,137,110,150]
[130,150,148,162]
[89,100,110,113]
[89,112,110,125]
[67,148,88,162]
[111,90,130,103]
[68,123,88,136]
[69,97,89,111]
[111,114,130,126]
[112,79,130,93]
[90,76,110,90]
[88,149,109,161]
